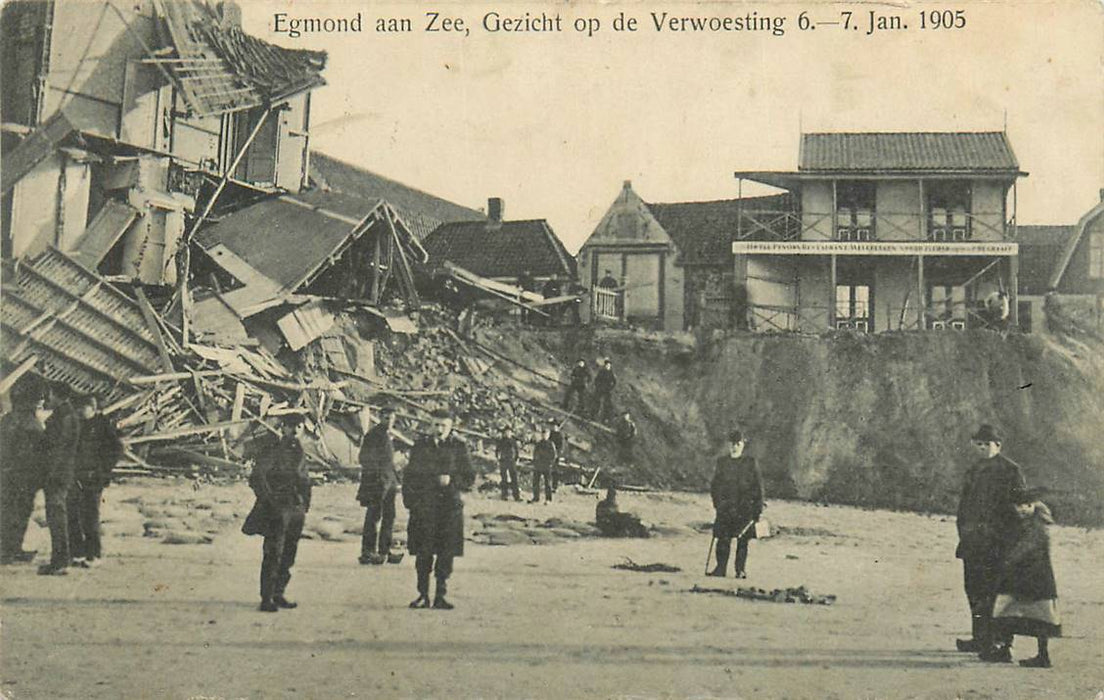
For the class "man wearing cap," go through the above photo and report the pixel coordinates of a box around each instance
[68,395,123,566]
[548,419,567,490]
[403,410,474,610]
[955,423,1026,661]
[495,426,521,502]
[0,379,48,565]
[592,359,617,422]
[562,358,591,413]
[243,415,312,612]
[708,429,764,578]
[530,424,558,504]
[358,409,400,565]
[39,382,81,576]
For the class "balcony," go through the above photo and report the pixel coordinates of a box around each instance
[735,209,1013,242]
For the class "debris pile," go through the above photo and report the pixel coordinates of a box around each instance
[689,584,837,605]
[612,559,682,573]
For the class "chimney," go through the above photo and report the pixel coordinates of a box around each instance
[488,197,504,223]
[623,180,632,190]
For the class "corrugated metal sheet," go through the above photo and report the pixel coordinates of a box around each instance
[800,132,1020,172]
[0,248,162,400]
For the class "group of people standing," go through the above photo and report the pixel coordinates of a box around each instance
[0,379,122,575]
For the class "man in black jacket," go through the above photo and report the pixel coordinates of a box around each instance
[495,426,521,501]
[708,429,764,579]
[358,409,400,565]
[530,425,559,504]
[244,415,312,612]
[403,410,474,610]
[547,418,566,490]
[0,381,47,565]
[562,358,591,413]
[592,359,616,422]
[955,423,1026,661]
[39,383,81,576]
[613,411,637,469]
[68,395,123,565]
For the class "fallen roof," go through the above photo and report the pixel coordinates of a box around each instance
[423,219,576,279]
[0,112,78,195]
[800,132,1021,173]
[646,193,795,263]
[154,0,326,116]
[1016,225,1076,296]
[196,193,372,292]
[310,153,485,240]
[0,248,164,401]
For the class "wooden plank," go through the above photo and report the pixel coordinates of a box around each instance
[135,287,174,371]
[122,418,254,445]
[0,356,38,395]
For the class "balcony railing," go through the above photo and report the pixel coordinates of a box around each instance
[745,302,1010,334]
[735,210,1012,242]
[592,286,624,322]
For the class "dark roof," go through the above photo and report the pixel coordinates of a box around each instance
[196,192,374,291]
[423,220,575,279]
[645,193,795,264]
[800,132,1020,173]
[310,153,485,240]
[1016,225,1076,295]
[157,0,326,116]
[1050,197,1104,289]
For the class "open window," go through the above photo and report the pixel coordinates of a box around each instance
[927,180,972,241]
[836,181,876,241]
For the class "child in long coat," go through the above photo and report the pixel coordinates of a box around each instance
[991,488,1062,668]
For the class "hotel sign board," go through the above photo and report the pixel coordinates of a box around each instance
[731,241,1018,256]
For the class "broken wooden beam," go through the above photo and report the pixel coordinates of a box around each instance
[121,418,253,445]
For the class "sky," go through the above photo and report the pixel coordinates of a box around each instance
[243,0,1103,252]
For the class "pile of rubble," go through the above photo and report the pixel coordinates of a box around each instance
[689,584,837,605]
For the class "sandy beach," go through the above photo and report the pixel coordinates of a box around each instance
[2,478,1102,699]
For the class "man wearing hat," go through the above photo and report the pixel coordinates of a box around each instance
[530,423,559,504]
[358,408,401,565]
[955,423,1026,661]
[562,358,591,413]
[243,414,312,612]
[708,429,764,578]
[547,418,566,490]
[403,409,474,610]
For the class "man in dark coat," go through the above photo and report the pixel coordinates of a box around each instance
[0,382,47,565]
[955,423,1026,661]
[542,275,564,327]
[547,418,566,489]
[562,358,591,413]
[518,269,536,325]
[592,359,616,422]
[358,409,400,565]
[403,410,474,610]
[529,424,558,504]
[495,426,521,501]
[39,383,81,576]
[244,415,312,612]
[708,429,764,578]
[67,395,122,565]
[613,411,637,469]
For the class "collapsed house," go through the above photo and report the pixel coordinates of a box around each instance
[0,0,600,481]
